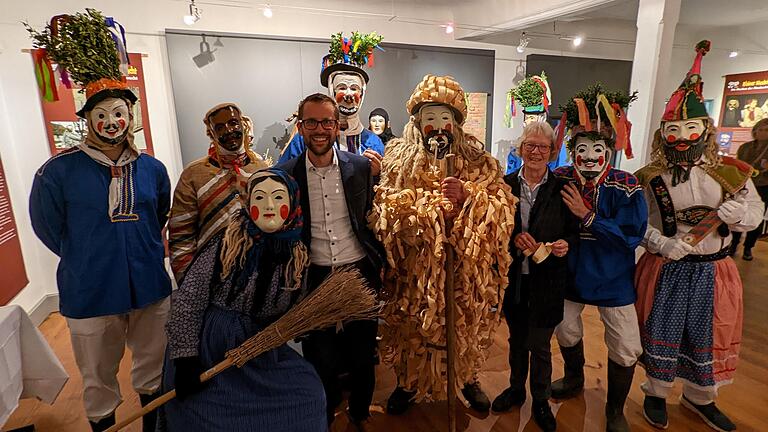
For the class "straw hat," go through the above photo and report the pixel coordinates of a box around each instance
[406,74,468,124]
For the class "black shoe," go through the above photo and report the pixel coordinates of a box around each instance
[605,360,635,432]
[139,391,162,432]
[461,382,490,413]
[743,248,753,261]
[386,387,416,415]
[552,341,585,400]
[532,400,557,432]
[491,387,526,413]
[89,413,116,432]
[642,396,668,429]
[680,395,736,432]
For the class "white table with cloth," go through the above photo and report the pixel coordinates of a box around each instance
[0,304,68,428]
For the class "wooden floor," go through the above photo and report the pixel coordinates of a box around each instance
[5,241,768,432]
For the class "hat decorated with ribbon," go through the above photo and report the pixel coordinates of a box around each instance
[25,8,136,118]
[406,74,468,125]
[662,40,711,122]
[556,83,638,158]
[319,31,383,87]
[505,71,552,126]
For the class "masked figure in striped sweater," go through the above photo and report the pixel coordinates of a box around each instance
[169,103,267,281]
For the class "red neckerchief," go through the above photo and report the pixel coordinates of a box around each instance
[208,146,248,174]
[575,165,611,210]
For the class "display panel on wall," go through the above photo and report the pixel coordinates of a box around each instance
[164,31,495,166]
[717,70,768,155]
[31,51,155,156]
[0,154,29,305]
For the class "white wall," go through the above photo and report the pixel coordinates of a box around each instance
[0,0,552,314]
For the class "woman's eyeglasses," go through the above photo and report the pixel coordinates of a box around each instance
[523,142,552,153]
[300,119,338,130]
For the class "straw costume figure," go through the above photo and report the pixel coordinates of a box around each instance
[371,74,515,414]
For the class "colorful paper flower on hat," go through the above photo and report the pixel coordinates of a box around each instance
[327,31,383,68]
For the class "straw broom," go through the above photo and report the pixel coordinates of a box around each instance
[106,267,379,432]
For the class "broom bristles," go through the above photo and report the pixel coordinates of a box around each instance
[227,266,379,367]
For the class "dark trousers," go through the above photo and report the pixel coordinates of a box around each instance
[732,185,768,250]
[503,275,556,401]
[301,258,380,424]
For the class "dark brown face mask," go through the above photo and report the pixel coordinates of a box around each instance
[208,106,245,152]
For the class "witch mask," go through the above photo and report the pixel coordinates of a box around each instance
[419,104,456,160]
[249,177,291,233]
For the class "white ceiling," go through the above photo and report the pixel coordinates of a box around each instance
[573,0,768,26]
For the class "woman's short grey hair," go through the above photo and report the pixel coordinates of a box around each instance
[515,121,557,161]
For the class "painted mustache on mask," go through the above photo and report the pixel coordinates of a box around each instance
[218,131,243,145]
[423,129,454,159]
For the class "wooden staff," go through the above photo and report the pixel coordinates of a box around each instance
[105,268,378,432]
[444,153,457,432]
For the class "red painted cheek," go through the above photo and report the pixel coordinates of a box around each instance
[576,155,583,165]
[424,125,435,134]
[97,121,104,132]
[598,156,605,165]
[250,207,259,221]
[353,93,361,103]
[445,124,453,132]
[335,93,345,103]
[118,119,126,129]
[666,134,677,143]
[280,204,289,219]
[689,133,700,141]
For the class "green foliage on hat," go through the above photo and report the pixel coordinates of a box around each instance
[25,8,121,88]
[511,72,547,108]
[559,83,638,128]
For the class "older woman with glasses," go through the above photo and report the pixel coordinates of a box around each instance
[491,121,580,432]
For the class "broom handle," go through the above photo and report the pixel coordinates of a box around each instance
[105,357,235,432]
[444,154,457,432]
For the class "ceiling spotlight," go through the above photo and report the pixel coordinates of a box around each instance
[183,0,201,25]
[517,32,530,53]
[729,50,739,58]
[444,23,454,34]
[573,36,583,47]
[263,5,273,18]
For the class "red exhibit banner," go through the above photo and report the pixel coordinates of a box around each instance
[717,70,768,155]
[32,51,154,156]
[0,154,29,305]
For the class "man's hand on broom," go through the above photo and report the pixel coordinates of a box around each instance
[174,356,208,400]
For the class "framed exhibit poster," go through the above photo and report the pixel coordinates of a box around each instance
[464,92,488,144]
[718,70,768,155]
[32,51,154,156]
[0,154,29,305]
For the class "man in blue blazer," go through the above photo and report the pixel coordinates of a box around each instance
[276,93,385,431]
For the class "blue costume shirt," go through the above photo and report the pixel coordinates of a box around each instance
[553,166,647,307]
[278,128,384,164]
[30,148,172,319]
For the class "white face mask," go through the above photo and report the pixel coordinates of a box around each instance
[88,97,131,145]
[661,119,707,146]
[331,73,365,117]
[249,178,291,233]
[523,113,547,126]
[419,104,456,160]
[573,136,610,180]
[369,115,386,135]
